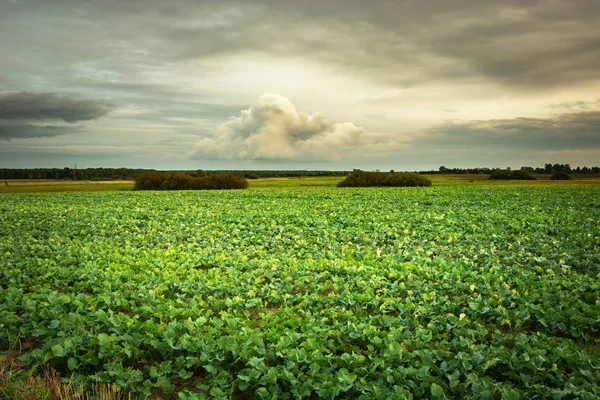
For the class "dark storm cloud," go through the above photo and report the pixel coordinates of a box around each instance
[421,111,600,151]
[0,91,117,139]
[0,120,76,140]
[0,92,117,122]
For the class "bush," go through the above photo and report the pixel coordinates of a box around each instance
[207,173,249,189]
[134,171,166,190]
[162,172,193,190]
[488,170,511,180]
[510,170,537,180]
[382,172,432,187]
[244,172,260,179]
[338,170,431,187]
[134,171,248,190]
[488,170,536,180]
[550,172,572,180]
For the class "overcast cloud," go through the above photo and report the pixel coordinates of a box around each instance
[1,0,599,169]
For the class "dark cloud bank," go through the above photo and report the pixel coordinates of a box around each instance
[425,111,600,151]
[0,91,116,139]
[0,91,116,122]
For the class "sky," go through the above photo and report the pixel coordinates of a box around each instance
[1,0,599,171]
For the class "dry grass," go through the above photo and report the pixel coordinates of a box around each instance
[0,180,134,194]
[0,334,137,400]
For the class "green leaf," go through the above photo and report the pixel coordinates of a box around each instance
[51,344,67,357]
[255,387,270,399]
[67,357,78,370]
[431,383,448,399]
[501,387,524,400]
[43,351,53,363]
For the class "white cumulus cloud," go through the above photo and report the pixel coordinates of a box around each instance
[193,93,367,161]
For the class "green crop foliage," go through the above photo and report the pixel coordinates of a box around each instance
[1,186,599,399]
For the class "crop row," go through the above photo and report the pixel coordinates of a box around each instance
[1,186,599,398]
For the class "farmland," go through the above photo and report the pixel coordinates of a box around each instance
[1,185,599,399]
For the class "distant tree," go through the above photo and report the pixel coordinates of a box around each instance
[162,172,193,190]
[134,171,166,190]
[510,169,536,180]
[550,172,572,180]
[243,172,260,179]
[489,169,536,180]
[338,169,431,187]
[135,171,248,190]
[207,173,249,189]
[488,170,511,180]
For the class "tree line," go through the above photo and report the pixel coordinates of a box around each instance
[1,163,598,181]
[0,168,351,180]
[432,163,600,175]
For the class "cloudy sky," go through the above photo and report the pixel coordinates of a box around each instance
[1,0,599,170]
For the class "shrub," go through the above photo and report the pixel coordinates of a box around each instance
[191,173,248,190]
[489,170,536,180]
[162,172,193,190]
[134,171,248,190]
[338,170,431,187]
[207,173,249,189]
[510,169,537,180]
[190,176,210,190]
[244,172,260,179]
[383,172,432,187]
[550,172,572,180]
[134,171,166,190]
[488,170,511,180]
[337,170,379,187]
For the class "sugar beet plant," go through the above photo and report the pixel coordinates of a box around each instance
[0,186,599,399]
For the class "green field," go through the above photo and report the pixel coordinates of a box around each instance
[2,174,600,194]
[1,186,599,399]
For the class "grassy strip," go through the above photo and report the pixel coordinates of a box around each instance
[249,176,344,188]
[2,175,600,194]
[1,335,137,400]
[0,182,134,194]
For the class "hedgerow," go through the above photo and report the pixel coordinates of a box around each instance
[134,171,248,190]
[550,172,572,180]
[488,170,537,180]
[338,170,432,187]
